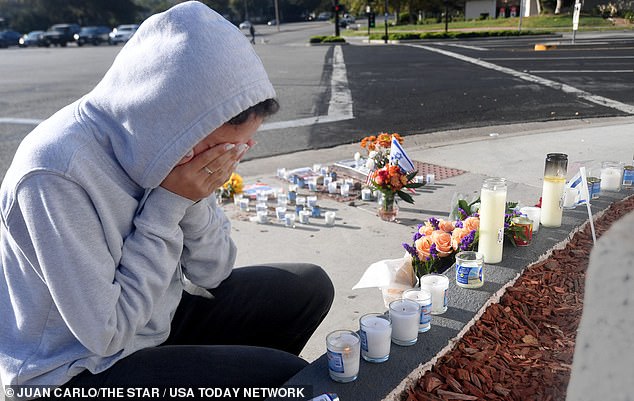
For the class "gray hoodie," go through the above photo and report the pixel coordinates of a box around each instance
[0,1,275,388]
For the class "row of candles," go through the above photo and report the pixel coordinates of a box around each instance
[326,274,449,383]
[233,191,336,227]
[478,156,632,264]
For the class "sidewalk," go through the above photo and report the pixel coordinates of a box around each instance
[230,116,634,400]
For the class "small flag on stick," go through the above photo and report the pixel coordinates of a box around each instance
[389,136,415,173]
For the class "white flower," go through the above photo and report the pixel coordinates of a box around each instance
[368,150,378,159]
[365,158,375,169]
[354,151,361,161]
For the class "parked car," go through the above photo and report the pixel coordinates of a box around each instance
[238,21,252,30]
[267,19,278,26]
[42,23,80,47]
[18,30,45,47]
[74,26,111,46]
[0,30,22,48]
[109,24,139,45]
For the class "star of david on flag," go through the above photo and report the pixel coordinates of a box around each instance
[389,136,415,173]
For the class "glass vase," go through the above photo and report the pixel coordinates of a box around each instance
[378,192,398,222]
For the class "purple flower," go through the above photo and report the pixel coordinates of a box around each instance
[458,207,468,220]
[429,243,438,258]
[459,229,477,251]
[413,231,423,242]
[454,220,464,228]
[429,217,440,230]
[403,243,418,260]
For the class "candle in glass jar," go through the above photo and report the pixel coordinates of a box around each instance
[239,198,250,212]
[402,289,432,332]
[520,206,541,233]
[328,182,338,194]
[388,299,420,346]
[307,196,318,208]
[326,330,360,383]
[275,206,286,220]
[419,274,449,315]
[540,153,568,228]
[600,162,623,192]
[308,177,318,192]
[298,210,310,224]
[359,313,391,363]
[256,211,268,224]
[340,183,350,197]
[284,213,296,228]
[325,211,336,226]
[361,188,372,201]
[477,177,507,264]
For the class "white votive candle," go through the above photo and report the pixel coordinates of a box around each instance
[359,313,392,363]
[308,177,318,192]
[419,274,449,315]
[275,206,286,220]
[388,299,420,346]
[600,162,623,192]
[328,182,338,194]
[255,202,267,213]
[284,213,296,228]
[402,289,432,333]
[361,188,372,201]
[520,206,541,233]
[307,195,318,208]
[323,176,332,187]
[340,183,350,197]
[324,211,336,226]
[326,330,360,383]
[426,173,435,185]
[239,198,250,212]
[233,193,243,206]
[298,210,310,224]
[256,211,268,224]
[256,191,268,203]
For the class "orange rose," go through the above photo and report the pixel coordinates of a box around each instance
[418,222,434,236]
[451,227,470,251]
[415,236,432,259]
[437,219,455,233]
[430,230,452,257]
[463,216,480,232]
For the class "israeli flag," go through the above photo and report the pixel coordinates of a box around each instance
[566,168,589,206]
[389,136,416,173]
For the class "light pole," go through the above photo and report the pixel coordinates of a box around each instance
[384,0,389,43]
[274,0,280,32]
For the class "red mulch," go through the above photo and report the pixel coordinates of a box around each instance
[402,194,634,401]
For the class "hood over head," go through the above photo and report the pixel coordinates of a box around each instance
[80,1,275,188]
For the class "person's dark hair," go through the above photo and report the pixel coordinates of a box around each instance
[228,98,280,125]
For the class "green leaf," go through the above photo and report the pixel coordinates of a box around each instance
[396,190,415,204]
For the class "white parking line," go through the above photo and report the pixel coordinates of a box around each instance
[528,70,634,73]
[260,44,354,131]
[0,117,43,125]
[3,45,355,131]
[407,44,634,115]
[445,43,488,51]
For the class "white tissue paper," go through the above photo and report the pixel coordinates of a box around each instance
[353,257,417,308]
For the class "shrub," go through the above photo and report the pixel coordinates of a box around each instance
[309,35,346,44]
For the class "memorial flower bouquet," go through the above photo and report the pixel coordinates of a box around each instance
[360,132,404,170]
[368,164,423,221]
[217,172,244,199]
[403,215,480,278]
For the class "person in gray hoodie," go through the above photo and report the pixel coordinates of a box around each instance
[0,1,334,398]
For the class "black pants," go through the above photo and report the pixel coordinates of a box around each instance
[57,263,334,400]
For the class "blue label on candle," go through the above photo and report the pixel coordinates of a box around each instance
[327,350,345,373]
[359,330,369,352]
[420,303,432,325]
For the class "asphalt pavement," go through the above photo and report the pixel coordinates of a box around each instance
[229,115,634,399]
